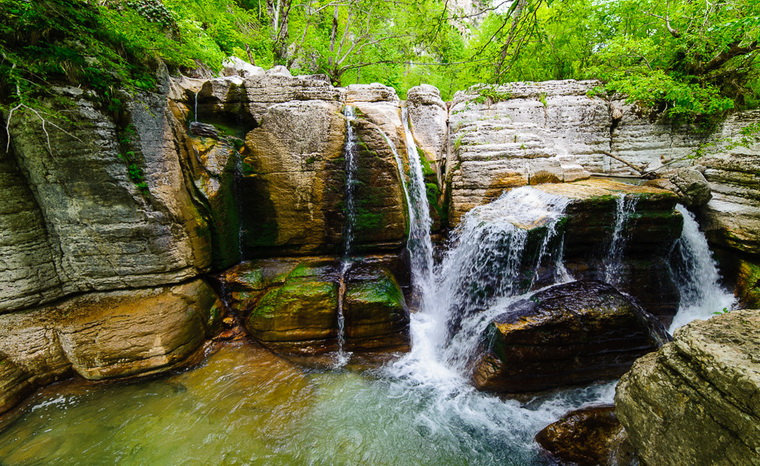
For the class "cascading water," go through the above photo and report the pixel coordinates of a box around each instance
[383,130,613,458]
[335,105,360,367]
[668,204,735,332]
[604,195,637,284]
[401,108,436,307]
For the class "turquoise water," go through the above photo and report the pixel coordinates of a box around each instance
[0,342,614,465]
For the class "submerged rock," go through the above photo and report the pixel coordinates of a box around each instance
[472,280,668,393]
[615,309,760,465]
[536,405,632,466]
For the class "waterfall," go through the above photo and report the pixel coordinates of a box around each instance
[668,204,735,332]
[194,91,199,123]
[401,108,436,308]
[390,185,572,382]
[604,195,637,285]
[335,105,359,367]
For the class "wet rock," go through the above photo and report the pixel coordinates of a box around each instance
[344,265,410,352]
[0,280,220,412]
[221,258,410,356]
[669,168,712,207]
[246,260,340,353]
[536,405,631,466]
[536,179,683,320]
[0,357,33,416]
[737,259,760,308]
[189,121,219,138]
[472,280,669,393]
[615,309,760,466]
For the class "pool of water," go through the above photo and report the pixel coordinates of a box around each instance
[0,341,614,465]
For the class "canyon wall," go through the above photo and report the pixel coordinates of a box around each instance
[0,70,758,415]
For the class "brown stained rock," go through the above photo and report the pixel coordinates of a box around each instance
[0,357,33,416]
[344,265,410,352]
[222,258,410,357]
[0,280,220,413]
[472,281,668,393]
[536,405,628,466]
[615,309,760,466]
[241,100,346,256]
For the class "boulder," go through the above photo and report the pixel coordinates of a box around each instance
[221,258,410,356]
[472,280,668,393]
[344,264,410,352]
[615,309,760,466]
[536,406,632,466]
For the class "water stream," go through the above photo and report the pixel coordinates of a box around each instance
[604,195,637,285]
[335,105,360,367]
[668,204,735,332]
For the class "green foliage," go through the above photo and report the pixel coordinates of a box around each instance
[472,85,512,105]
[1,0,758,124]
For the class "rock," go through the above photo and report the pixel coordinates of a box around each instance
[472,280,669,393]
[221,56,265,78]
[448,81,604,224]
[221,258,410,356]
[189,121,219,138]
[669,168,712,207]
[536,179,683,320]
[407,84,448,171]
[702,110,760,256]
[246,260,340,353]
[536,405,632,466]
[0,279,220,413]
[615,309,760,466]
[0,89,211,313]
[56,280,219,380]
[241,100,346,256]
[0,356,33,416]
[345,83,400,104]
[344,264,410,352]
[737,259,760,308]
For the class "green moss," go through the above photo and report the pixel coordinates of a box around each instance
[347,275,405,309]
[418,149,435,177]
[355,209,384,231]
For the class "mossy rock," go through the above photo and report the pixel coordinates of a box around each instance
[344,266,410,351]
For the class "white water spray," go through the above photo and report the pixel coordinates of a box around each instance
[668,204,735,332]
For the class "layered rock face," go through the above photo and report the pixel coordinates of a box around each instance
[0,280,220,415]
[616,309,760,465]
[472,280,668,393]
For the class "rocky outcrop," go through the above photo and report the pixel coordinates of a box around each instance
[702,110,760,257]
[1,86,211,314]
[616,309,760,465]
[0,279,220,414]
[473,280,668,393]
[407,84,448,178]
[220,258,409,356]
[536,406,631,466]
[536,179,683,319]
